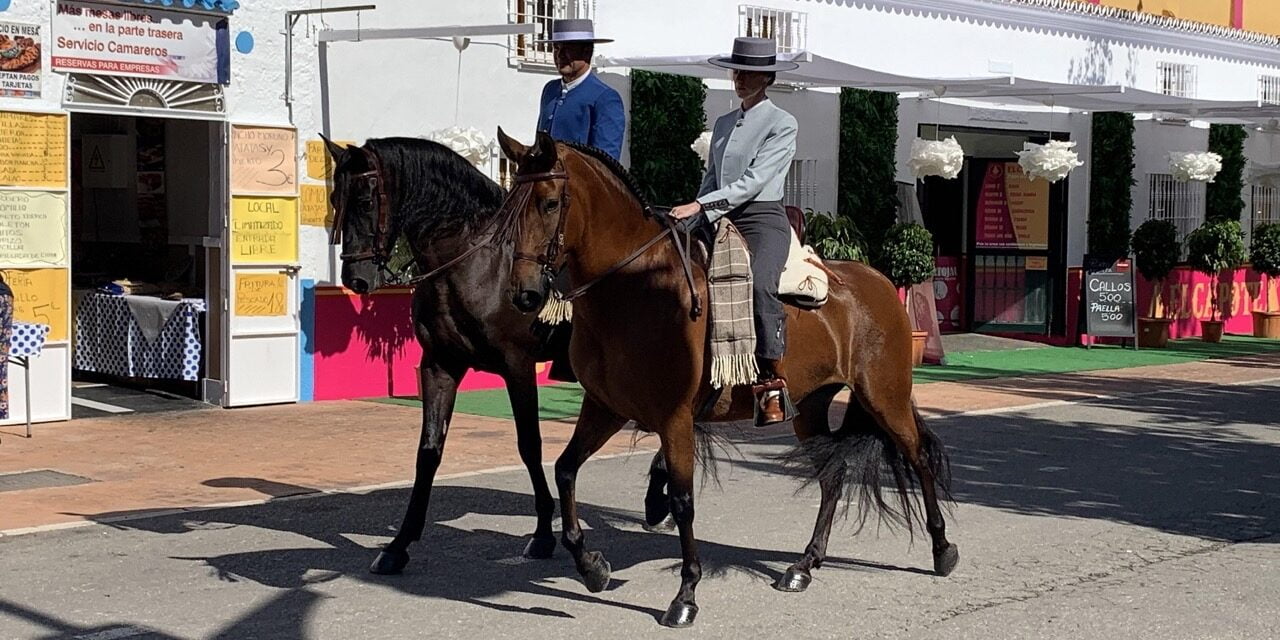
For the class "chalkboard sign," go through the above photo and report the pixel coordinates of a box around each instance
[1083,255,1137,341]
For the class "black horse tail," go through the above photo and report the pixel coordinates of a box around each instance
[777,399,951,539]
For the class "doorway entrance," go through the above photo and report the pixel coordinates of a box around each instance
[68,112,226,415]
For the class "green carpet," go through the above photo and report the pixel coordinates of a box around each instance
[366,336,1280,420]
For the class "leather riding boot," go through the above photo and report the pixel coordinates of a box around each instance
[752,358,788,425]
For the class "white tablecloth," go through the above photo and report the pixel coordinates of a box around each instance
[74,294,207,381]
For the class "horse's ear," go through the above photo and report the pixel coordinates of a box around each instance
[497,127,528,164]
[319,133,348,162]
[533,130,558,162]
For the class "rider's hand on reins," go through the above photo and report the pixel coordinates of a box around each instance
[669,202,703,220]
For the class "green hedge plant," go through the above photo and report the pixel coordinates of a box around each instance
[838,88,899,259]
[1186,219,1247,321]
[1131,219,1180,319]
[1088,113,1136,259]
[1206,124,1248,223]
[1250,223,1280,313]
[629,70,706,205]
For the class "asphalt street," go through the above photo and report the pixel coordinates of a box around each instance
[1,381,1277,639]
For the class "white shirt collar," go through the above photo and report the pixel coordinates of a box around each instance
[562,69,591,93]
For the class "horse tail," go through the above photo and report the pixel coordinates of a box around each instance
[777,396,951,540]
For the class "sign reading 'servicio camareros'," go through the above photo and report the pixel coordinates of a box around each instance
[52,0,228,85]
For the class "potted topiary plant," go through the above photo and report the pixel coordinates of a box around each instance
[805,210,867,262]
[881,222,936,366]
[1249,222,1280,339]
[1131,219,1181,348]
[1186,219,1247,343]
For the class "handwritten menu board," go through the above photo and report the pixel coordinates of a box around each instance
[305,139,354,180]
[1083,256,1137,340]
[235,273,288,317]
[0,268,69,341]
[0,191,69,267]
[0,111,68,188]
[231,125,298,195]
[230,197,298,264]
[300,184,334,228]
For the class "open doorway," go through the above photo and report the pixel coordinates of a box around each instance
[69,113,224,418]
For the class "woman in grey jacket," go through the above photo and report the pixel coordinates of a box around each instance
[668,37,798,424]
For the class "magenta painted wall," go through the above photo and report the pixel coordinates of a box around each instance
[310,286,553,401]
[1136,266,1279,339]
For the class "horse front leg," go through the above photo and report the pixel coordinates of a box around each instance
[555,396,626,593]
[658,419,702,628]
[504,365,558,559]
[369,359,464,575]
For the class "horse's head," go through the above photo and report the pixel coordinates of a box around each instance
[324,135,388,295]
[497,128,569,313]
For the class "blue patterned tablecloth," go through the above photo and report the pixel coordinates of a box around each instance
[11,322,50,358]
[74,294,207,382]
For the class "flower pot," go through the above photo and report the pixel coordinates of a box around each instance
[1253,311,1280,339]
[911,330,928,367]
[1201,320,1224,343]
[1137,317,1173,349]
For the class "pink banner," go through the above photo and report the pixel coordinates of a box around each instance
[1136,266,1280,339]
[933,256,964,332]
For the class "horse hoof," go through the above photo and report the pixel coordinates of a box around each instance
[523,536,557,560]
[659,601,699,628]
[369,548,410,575]
[580,551,612,593]
[643,515,676,533]
[773,568,812,593]
[934,543,959,577]
[645,495,671,528]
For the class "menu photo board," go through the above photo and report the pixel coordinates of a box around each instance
[0,111,69,189]
[0,21,43,99]
[1083,255,1138,343]
[976,162,1049,251]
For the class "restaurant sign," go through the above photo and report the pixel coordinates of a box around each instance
[52,1,229,85]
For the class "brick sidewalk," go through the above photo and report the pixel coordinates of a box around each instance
[2,352,1277,534]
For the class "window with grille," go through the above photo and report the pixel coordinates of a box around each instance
[1252,185,1280,231]
[509,0,595,67]
[1157,62,1197,98]
[1148,174,1206,259]
[739,5,807,53]
[783,159,819,211]
[1260,75,1280,106]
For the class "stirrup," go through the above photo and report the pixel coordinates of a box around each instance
[751,379,797,427]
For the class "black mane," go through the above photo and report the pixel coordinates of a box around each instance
[363,137,506,235]
[559,141,652,212]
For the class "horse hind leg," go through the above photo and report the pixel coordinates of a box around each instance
[861,385,959,577]
[643,450,676,532]
[774,383,850,593]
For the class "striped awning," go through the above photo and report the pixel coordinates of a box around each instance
[112,0,241,14]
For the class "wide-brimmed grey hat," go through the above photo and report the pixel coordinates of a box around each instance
[709,37,798,72]
[536,18,613,44]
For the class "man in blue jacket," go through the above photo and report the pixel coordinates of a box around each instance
[536,19,625,160]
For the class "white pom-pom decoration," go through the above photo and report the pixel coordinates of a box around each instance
[909,137,965,179]
[1016,140,1083,183]
[691,131,712,165]
[426,126,491,167]
[1169,151,1223,183]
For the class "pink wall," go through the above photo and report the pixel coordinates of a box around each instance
[310,286,553,401]
[1137,266,1279,339]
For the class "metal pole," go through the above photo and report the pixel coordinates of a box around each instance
[22,357,31,438]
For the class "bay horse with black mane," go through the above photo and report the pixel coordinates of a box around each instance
[496,129,958,628]
[324,136,580,574]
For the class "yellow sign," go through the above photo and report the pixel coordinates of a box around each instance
[1025,256,1049,271]
[230,197,298,264]
[235,273,288,317]
[306,139,355,180]
[1005,164,1050,251]
[0,268,69,341]
[231,125,298,195]
[300,184,335,228]
[0,111,68,188]
[0,191,69,267]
